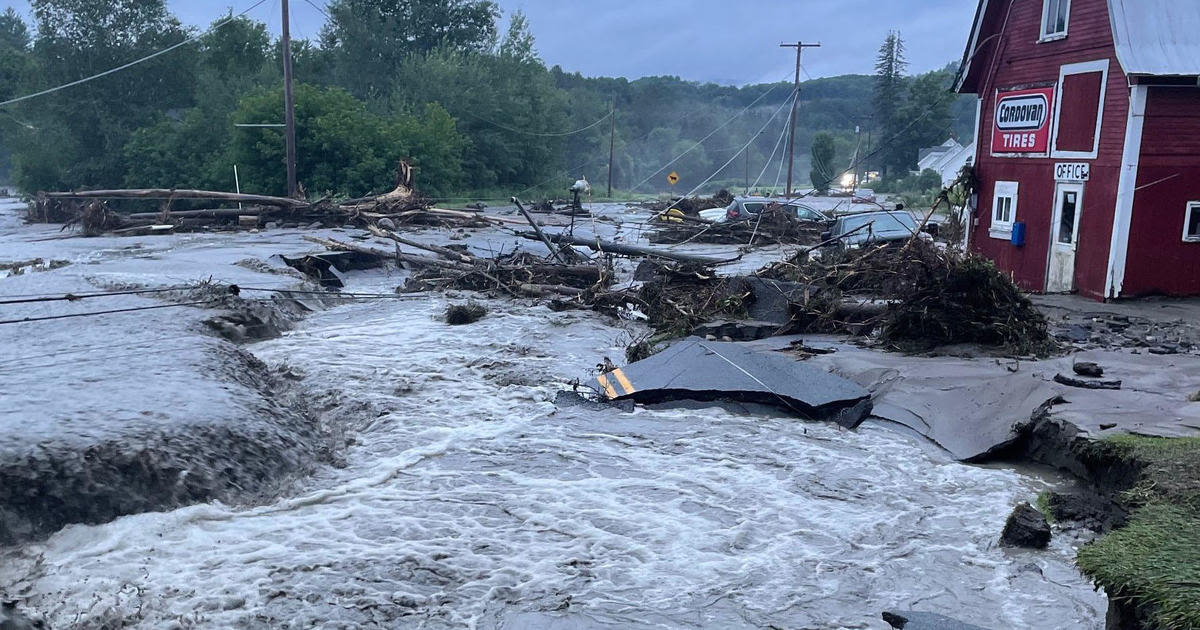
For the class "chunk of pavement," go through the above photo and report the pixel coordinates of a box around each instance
[1072,361,1103,377]
[691,320,780,342]
[445,302,487,325]
[729,276,808,325]
[591,337,872,426]
[1000,502,1051,548]
[883,611,992,630]
[1053,373,1122,390]
[554,390,634,413]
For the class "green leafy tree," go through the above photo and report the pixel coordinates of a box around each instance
[230,84,467,197]
[392,47,567,190]
[13,0,194,192]
[321,0,499,99]
[873,30,908,177]
[809,131,835,194]
[201,13,269,78]
[122,14,275,192]
[498,10,537,64]
[232,84,399,196]
[393,102,467,197]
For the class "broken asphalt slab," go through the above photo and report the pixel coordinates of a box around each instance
[590,337,872,426]
[883,611,993,630]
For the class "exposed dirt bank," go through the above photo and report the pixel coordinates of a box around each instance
[1006,410,1200,630]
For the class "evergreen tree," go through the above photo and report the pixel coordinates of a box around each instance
[873,31,908,177]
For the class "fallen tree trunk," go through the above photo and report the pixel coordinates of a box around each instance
[125,207,258,220]
[367,225,476,264]
[512,197,570,264]
[516,231,727,266]
[303,235,474,272]
[44,189,309,208]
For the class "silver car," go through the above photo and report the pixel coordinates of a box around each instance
[701,196,831,223]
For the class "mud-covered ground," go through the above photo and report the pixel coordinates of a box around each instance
[0,199,1111,628]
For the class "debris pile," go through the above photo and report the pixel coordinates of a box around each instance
[303,223,612,299]
[445,302,488,325]
[25,161,491,235]
[629,262,748,336]
[642,189,733,215]
[650,203,825,246]
[759,239,1056,354]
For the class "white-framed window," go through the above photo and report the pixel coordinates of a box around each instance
[990,181,1019,239]
[1041,0,1070,41]
[1184,202,1200,243]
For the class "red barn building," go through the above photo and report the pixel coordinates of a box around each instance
[956,0,1200,299]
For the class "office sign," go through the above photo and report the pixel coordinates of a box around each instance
[1054,162,1090,182]
[992,86,1055,155]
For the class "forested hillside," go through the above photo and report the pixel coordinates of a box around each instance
[0,0,975,200]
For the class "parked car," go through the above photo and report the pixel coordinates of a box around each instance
[709,196,831,223]
[820,211,930,250]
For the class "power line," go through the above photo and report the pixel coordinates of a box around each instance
[302,0,331,19]
[0,0,272,109]
[0,301,212,326]
[750,90,795,191]
[628,78,790,193]
[662,89,796,214]
[0,285,197,305]
[463,109,612,138]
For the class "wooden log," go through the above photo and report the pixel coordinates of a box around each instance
[515,231,727,266]
[303,236,474,271]
[512,197,569,264]
[44,189,309,208]
[518,283,584,297]
[367,225,475,264]
[125,207,259,220]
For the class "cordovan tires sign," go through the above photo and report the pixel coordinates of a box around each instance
[992,86,1055,155]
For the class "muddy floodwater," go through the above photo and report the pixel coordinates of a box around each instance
[0,202,1106,628]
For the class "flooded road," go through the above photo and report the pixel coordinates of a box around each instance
[0,202,1106,628]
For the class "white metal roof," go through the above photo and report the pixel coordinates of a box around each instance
[1108,0,1200,76]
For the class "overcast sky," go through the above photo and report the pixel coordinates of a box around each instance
[2,0,976,84]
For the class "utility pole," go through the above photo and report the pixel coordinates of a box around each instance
[607,99,615,198]
[281,0,298,199]
[744,147,750,195]
[780,40,820,198]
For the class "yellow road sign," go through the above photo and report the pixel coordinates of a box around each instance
[667,172,680,186]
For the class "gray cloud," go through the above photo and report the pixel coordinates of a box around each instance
[2,0,977,83]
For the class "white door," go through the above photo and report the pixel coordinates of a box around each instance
[1046,182,1084,293]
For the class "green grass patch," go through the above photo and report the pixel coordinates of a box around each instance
[1075,436,1200,629]
[1077,503,1200,630]
[1036,490,1055,523]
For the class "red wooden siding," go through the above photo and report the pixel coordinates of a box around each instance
[965,0,1129,299]
[1056,71,1104,153]
[1122,86,1200,296]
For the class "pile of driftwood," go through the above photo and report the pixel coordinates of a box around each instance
[299,198,729,308]
[27,161,491,236]
[642,189,733,215]
[758,239,1056,354]
[650,204,825,246]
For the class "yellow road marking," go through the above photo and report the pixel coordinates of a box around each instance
[596,374,619,398]
[611,369,636,395]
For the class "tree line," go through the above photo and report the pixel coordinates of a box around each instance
[0,1,974,200]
